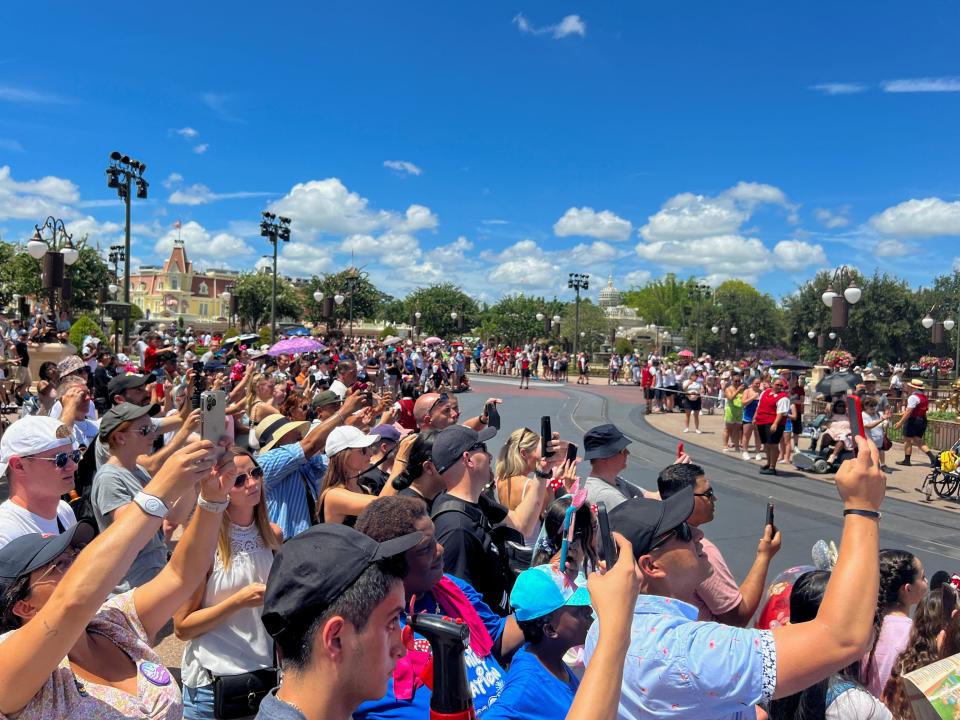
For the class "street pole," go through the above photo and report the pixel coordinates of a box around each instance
[123,176,131,350]
[260,212,291,346]
[568,272,589,356]
[271,237,278,344]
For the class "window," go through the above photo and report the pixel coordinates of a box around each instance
[171,277,178,290]
[157,281,163,291]
[199,303,209,317]
[199,282,208,295]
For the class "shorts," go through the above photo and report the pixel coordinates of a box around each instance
[683,397,702,412]
[904,416,927,439]
[757,423,784,445]
[183,683,215,720]
[643,387,654,400]
[793,414,802,432]
[521,368,531,378]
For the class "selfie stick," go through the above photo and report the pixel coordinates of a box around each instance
[407,613,476,720]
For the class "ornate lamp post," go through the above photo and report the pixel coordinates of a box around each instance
[568,272,589,355]
[27,216,80,328]
[821,266,862,346]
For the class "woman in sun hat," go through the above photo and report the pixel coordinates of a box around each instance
[317,425,396,525]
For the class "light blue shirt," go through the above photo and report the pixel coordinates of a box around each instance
[257,442,327,539]
[583,594,776,720]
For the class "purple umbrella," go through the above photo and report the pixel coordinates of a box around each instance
[424,336,443,345]
[268,337,325,356]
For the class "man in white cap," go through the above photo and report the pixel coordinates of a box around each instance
[0,416,80,548]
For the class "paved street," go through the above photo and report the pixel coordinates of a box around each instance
[463,375,960,582]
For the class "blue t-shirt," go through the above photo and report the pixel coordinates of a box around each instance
[353,575,507,720]
[482,644,580,720]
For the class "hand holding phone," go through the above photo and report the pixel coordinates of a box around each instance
[565,442,578,464]
[846,395,865,439]
[765,499,776,534]
[677,442,684,458]
[484,401,501,430]
[540,416,554,458]
[597,502,618,566]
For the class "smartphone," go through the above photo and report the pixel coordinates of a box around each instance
[192,361,204,376]
[200,390,227,446]
[565,442,578,464]
[484,401,501,430]
[540,416,553,458]
[765,499,776,534]
[846,395,865,439]
[677,441,684,458]
[596,502,618,565]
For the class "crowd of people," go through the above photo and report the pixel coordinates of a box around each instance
[0,324,954,720]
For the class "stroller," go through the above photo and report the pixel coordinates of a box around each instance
[917,440,960,501]
[792,413,855,474]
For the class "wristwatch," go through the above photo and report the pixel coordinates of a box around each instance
[133,491,169,519]
[198,495,230,514]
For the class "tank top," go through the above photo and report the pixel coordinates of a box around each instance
[724,392,743,423]
[742,396,760,422]
[180,521,275,688]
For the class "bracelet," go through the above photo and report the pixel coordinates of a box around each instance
[534,469,552,479]
[843,508,881,520]
[198,495,230,514]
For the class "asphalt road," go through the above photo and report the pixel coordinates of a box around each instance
[461,376,960,581]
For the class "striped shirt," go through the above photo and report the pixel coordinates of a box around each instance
[257,442,327,540]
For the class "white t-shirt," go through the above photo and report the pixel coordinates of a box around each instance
[0,499,77,548]
[907,393,921,409]
[776,396,791,415]
[49,399,98,421]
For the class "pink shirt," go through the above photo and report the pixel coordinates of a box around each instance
[690,528,743,621]
[0,591,182,720]
[862,614,913,697]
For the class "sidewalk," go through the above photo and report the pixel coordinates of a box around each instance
[644,407,960,513]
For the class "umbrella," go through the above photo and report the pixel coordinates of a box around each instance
[268,337,326,356]
[771,359,814,371]
[424,336,443,345]
[678,349,694,358]
[450,341,463,347]
[815,370,862,396]
[382,335,402,345]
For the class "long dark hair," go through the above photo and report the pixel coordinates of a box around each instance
[531,496,599,576]
[769,571,866,720]
[392,430,437,491]
[863,549,919,685]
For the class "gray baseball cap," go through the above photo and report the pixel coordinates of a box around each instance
[98,402,161,441]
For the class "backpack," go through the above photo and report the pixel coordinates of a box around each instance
[66,441,102,538]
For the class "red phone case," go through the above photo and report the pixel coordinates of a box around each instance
[846,395,865,438]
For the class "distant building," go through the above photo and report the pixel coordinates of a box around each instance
[130,238,237,327]
[599,276,683,349]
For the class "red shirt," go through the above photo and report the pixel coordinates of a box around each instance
[754,388,788,425]
[143,346,159,373]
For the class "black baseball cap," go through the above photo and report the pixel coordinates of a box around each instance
[0,522,96,591]
[608,486,695,559]
[261,524,422,641]
[431,424,497,475]
[583,423,631,460]
[107,373,155,398]
[98,402,161,441]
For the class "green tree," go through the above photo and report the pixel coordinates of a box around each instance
[701,280,784,357]
[68,315,107,349]
[234,272,301,331]
[559,298,610,349]
[476,294,564,345]
[403,284,479,337]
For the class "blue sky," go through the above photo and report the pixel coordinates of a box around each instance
[2,2,960,305]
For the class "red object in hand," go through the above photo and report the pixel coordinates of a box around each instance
[677,442,684,458]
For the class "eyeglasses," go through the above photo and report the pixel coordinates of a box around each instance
[233,467,264,487]
[29,549,78,590]
[649,521,693,552]
[694,488,716,500]
[27,450,82,468]
[428,392,449,415]
[130,424,155,437]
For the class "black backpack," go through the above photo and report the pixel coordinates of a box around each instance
[65,441,102,537]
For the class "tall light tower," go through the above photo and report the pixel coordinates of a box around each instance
[260,212,291,343]
[568,272,590,355]
[105,152,148,348]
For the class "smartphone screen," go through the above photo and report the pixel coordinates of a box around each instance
[484,401,501,430]
[565,442,578,464]
[540,416,553,458]
[846,395,865,439]
[596,501,618,565]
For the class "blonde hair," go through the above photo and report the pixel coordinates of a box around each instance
[244,372,271,415]
[495,427,539,483]
[217,448,281,566]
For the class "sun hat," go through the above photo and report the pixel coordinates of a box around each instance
[583,424,630,461]
[909,378,925,389]
[325,426,380,457]
[510,564,592,622]
[254,414,311,453]
[56,355,87,377]
[261,524,423,643]
[0,416,75,477]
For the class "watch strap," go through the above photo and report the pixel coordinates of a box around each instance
[134,491,169,519]
[198,494,230,513]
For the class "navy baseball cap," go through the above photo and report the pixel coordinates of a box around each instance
[0,522,96,591]
[609,486,695,559]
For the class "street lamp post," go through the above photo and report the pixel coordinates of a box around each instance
[343,268,361,338]
[414,310,422,340]
[105,152,148,350]
[568,272,590,356]
[260,212,291,344]
[221,283,237,328]
[552,314,561,341]
[921,308,956,385]
[691,282,711,357]
[27,216,80,328]
[334,291,346,334]
[821,266,862,346]
[730,326,738,358]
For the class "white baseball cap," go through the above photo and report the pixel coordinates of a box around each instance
[0,416,76,477]
[325,426,380,458]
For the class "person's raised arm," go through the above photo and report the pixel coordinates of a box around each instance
[770,435,884,698]
[300,391,365,458]
[0,440,215,717]
[567,533,640,720]
[463,397,502,431]
[138,409,201,477]
[716,524,781,628]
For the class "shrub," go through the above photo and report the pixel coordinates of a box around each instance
[378,325,398,341]
[68,315,107,350]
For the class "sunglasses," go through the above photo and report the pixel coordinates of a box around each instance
[694,488,716,500]
[649,521,693,552]
[233,467,264,487]
[130,424,155,437]
[468,441,487,454]
[428,392,449,415]
[28,449,82,468]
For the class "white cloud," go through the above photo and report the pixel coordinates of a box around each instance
[162,173,184,189]
[513,13,586,39]
[640,192,746,241]
[0,86,70,104]
[723,181,789,209]
[383,160,423,176]
[635,234,773,282]
[175,127,199,139]
[154,220,254,260]
[0,165,80,220]
[809,83,867,95]
[482,219,509,225]
[567,240,621,267]
[554,207,632,240]
[882,77,960,93]
[341,232,422,268]
[772,240,828,272]
[875,239,912,257]
[0,138,23,152]
[64,216,122,243]
[272,241,335,277]
[392,204,438,233]
[869,197,960,237]
[168,183,273,206]
[192,143,209,155]
[623,269,652,287]
[814,206,850,228]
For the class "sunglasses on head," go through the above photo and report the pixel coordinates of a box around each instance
[649,521,693,552]
[28,449,82,468]
[233,467,264,487]
[428,392,449,415]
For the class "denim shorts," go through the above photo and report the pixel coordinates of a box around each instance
[183,683,215,720]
